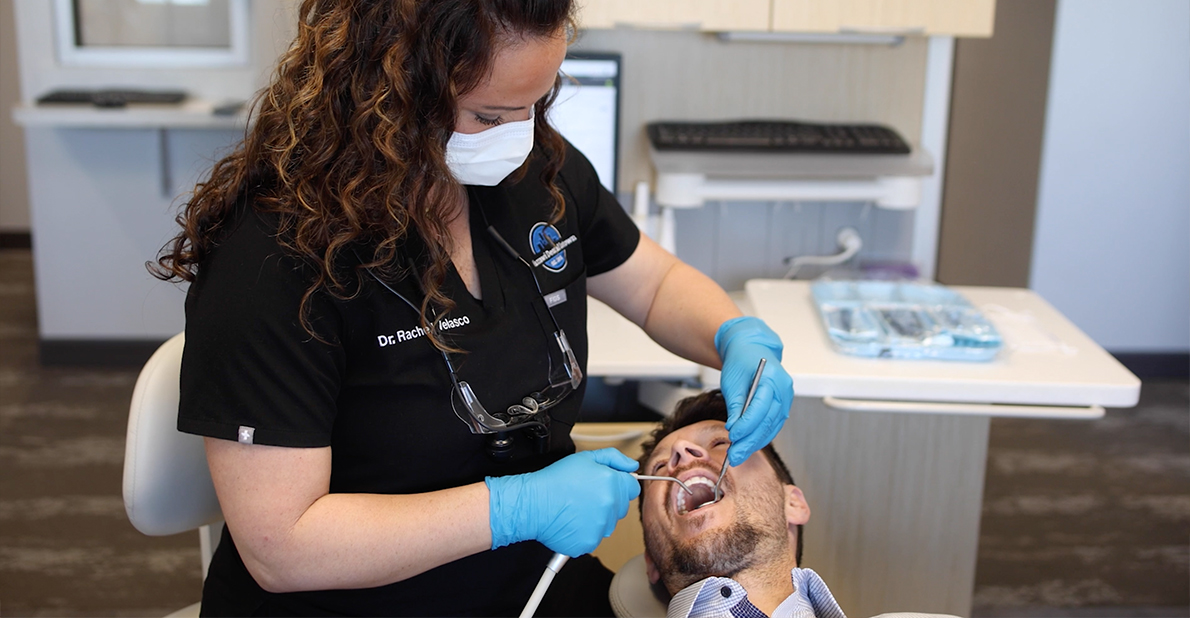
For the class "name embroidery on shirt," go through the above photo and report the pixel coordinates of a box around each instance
[376,315,471,347]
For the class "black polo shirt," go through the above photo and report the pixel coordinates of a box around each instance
[178,141,640,616]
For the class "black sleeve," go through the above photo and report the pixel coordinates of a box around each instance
[177,208,345,448]
[557,142,641,276]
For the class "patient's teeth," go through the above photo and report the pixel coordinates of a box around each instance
[674,474,719,516]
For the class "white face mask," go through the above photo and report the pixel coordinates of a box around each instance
[445,110,535,186]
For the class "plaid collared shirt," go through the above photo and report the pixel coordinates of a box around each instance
[666,568,846,618]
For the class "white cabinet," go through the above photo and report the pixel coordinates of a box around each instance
[772,0,995,37]
[579,0,996,37]
[12,106,244,345]
[577,0,770,32]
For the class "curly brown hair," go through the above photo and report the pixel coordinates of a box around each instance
[152,0,575,349]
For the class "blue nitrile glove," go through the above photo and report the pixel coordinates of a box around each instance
[486,448,640,557]
[715,316,795,467]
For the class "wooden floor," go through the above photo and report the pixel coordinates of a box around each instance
[0,248,1186,617]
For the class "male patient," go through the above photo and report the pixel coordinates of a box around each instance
[636,390,845,618]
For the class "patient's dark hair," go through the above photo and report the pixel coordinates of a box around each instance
[638,390,803,566]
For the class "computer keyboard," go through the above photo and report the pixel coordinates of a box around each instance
[36,89,187,108]
[647,120,911,154]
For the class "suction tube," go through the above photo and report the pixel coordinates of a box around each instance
[519,552,570,618]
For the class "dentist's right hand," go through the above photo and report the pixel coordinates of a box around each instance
[486,448,640,558]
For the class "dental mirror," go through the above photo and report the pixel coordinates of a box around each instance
[631,473,694,494]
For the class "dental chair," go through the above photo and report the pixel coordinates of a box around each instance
[608,553,961,618]
[123,333,222,618]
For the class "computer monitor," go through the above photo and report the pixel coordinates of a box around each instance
[549,53,622,194]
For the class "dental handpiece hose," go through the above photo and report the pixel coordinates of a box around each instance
[519,552,569,618]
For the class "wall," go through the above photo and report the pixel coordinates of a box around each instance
[936,0,1055,287]
[13,3,936,342]
[5,0,299,235]
[572,29,930,290]
[572,29,929,195]
[1030,0,1190,353]
[1,0,30,233]
[11,0,298,345]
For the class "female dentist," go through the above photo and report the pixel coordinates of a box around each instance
[154,0,794,615]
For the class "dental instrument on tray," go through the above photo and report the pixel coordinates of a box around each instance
[704,357,767,508]
[632,473,695,494]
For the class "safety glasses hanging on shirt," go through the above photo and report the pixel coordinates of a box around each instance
[360,229,581,448]
[446,227,583,438]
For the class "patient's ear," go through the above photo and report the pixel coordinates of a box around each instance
[644,550,661,584]
[785,485,810,527]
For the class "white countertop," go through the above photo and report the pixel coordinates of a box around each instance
[746,279,1141,409]
[12,101,247,129]
[585,297,700,379]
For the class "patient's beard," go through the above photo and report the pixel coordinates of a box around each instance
[668,517,764,584]
[646,491,788,593]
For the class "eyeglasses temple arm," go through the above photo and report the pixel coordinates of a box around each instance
[486,226,564,331]
[486,226,535,272]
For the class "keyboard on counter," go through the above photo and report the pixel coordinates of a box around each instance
[36,89,188,108]
[646,120,911,155]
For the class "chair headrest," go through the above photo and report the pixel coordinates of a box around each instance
[609,554,669,618]
[123,333,223,536]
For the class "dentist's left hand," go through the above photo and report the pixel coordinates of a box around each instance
[716,316,795,467]
[486,448,640,558]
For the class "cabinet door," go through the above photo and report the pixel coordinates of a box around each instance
[578,0,770,32]
[772,0,995,37]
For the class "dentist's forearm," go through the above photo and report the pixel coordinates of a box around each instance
[587,235,741,369]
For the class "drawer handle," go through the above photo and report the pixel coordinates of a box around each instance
[613,20,702,31]
[570,430,647,443]
[840,25,926,35]
[822,396,1106,419]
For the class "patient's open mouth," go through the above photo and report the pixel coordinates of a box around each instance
[675,476,718,515]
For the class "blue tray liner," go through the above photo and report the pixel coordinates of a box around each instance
[811,280,1002,361]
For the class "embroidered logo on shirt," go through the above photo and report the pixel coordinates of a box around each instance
[529,222,576,272]
[376,315,471,347]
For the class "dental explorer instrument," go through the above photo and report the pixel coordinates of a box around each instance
[631,473,695,494]
[702,357,767,509]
